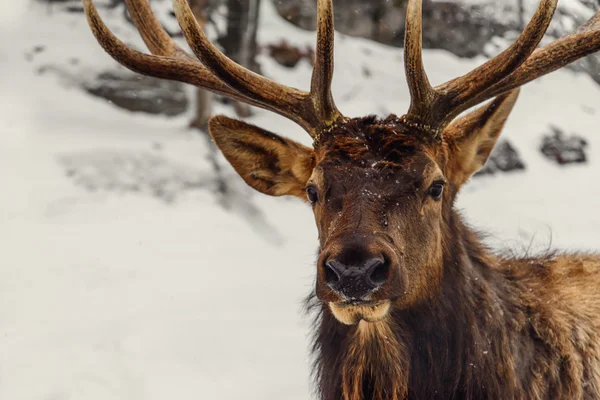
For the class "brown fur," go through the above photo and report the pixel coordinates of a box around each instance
[308,215,600,400]
[210,99,600,400]
[209,116,315,198]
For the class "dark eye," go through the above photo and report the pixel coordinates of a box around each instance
[428,181,445,200]
[306,185,319,204]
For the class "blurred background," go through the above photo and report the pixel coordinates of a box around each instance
[0,0,599,399]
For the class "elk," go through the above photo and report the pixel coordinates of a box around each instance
[83,0,600,398]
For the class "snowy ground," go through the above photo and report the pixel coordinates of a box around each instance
[1,1,599,399]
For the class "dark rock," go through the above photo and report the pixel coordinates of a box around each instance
[492,141,526,172]
[265,40,315,68]
[272,0,600,83]
[84,70,189,117]
[474,140,526,177]
[421,2,513,58]
[475,162,496,177]
[65,5,84,13]
[273,0,514,58]
[540,126,588,165]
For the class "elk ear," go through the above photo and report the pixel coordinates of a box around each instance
[443,89,520,187]
[209,115,316,198]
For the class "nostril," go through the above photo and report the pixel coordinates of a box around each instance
[366,258,389,288]
[324,261,342,287]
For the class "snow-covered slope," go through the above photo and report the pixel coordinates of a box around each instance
[0,1,599,399]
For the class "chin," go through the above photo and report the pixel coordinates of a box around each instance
[328,300,392,325]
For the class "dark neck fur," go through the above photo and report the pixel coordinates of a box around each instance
[308,205,530,400]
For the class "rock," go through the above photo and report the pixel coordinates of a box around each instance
[540,126,588,165]
[265,40,315,68]
[84,70,189,117]
[272,0,600,82]
[492,141,526,173]
[474,140,526,177]
[273,0,513,58]
[65,5,84,13]
[422,2,513,58]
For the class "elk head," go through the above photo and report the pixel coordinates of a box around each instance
[84,0,600,325]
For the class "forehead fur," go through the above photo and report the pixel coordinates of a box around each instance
[315,115,441,168]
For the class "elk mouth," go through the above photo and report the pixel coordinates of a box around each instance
[328,299,392,325]
[340,299,383,306]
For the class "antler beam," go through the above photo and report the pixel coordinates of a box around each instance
[434,0,557,122]
[470,11,600,107]
[311,0,343,125]
[85,0,600,141]
[402,0,600,133]
[404,0,435,120]
[83,0,343,138]
[84,0,257,105]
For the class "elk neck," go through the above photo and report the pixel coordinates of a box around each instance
[309,204,531,400]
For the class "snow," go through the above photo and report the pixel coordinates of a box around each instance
[1,1,599,399]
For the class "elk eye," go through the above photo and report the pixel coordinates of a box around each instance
[428,181,445,200]
[306,185,319,204]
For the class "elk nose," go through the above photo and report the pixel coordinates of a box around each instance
[324,257,389,300]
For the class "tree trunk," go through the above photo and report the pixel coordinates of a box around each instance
[188,0,214,132]
[518,0,526,30]
[245,0,262,74]
[190,88,213,132]
[222,0,262,117]
[371,0,386,42]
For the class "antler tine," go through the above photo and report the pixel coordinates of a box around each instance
[432,0,558,126]
[403,0,436,120]
[402,0,559,132]
[467,9,600,108]
[83,0,266,109]
[86,0,346,138]
[124,0,187,58]
[124,0,295,114]
[310,0,342,126]
[172,0,332,136]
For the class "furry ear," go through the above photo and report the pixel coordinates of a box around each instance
[443,89,520,187]
[209,115,316,198]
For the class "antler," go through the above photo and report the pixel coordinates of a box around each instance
[83,0,343,138]
[470,11,600,106]
[402,0,600,134]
